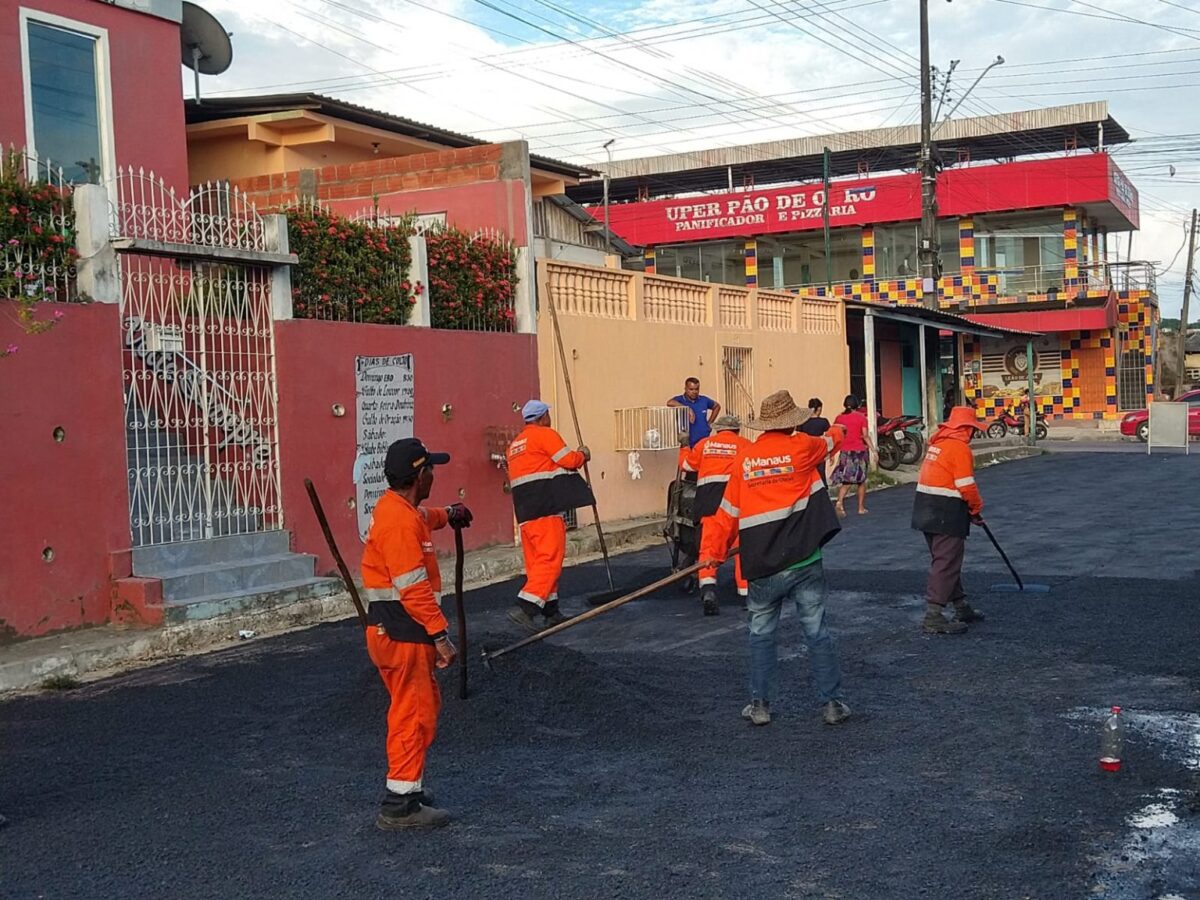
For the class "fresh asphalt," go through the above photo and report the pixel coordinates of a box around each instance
[2,450,1198,899]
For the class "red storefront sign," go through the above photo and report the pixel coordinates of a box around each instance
[602,154,1139,245]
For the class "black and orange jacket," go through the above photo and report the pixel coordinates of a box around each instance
[506,423,595,523]
[911,427,984,537]
[361,491,449,644]
[685,429,752,520]
[700,427,844,581]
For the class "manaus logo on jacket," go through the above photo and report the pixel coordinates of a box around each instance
[743,454,795,480]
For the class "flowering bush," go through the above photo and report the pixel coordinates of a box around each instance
[426,226,518,331]
[287,205,416,325]
[0,150,77,355]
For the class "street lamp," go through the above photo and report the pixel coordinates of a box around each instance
[602,138,615,256]
[935,55,1005,134]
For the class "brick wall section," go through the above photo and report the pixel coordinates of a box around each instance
[228,144,506,210]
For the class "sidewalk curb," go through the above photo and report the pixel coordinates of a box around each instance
[0,517,666,697]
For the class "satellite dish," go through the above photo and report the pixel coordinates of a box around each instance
[180,1,232,104]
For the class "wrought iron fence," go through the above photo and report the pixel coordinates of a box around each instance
[0,149,79,303]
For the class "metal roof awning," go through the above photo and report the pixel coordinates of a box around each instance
[845,300,1042,339]
[959,293,1117,334]
[569,102,1127,204]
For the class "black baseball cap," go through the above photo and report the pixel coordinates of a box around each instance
[384,438,450,481]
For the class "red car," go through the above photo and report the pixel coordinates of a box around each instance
[1120,389,1200,441]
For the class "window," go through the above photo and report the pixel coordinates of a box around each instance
[874,224,918,278]
[655,241,745,285]
[757,228,862,288]
[973,212,1066,294]
[21,14,111,184]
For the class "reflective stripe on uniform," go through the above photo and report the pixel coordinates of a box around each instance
[363,587,394,603]
[954,476,976,487]
[739,494,812,530]
[719,497,740,517]
[823,435,835,452]
[551,447,571,463]
[386,777,422,793]
[518,589,548,607]
[509,469,578,489]
[392,566,430,590]
[697,474,731,487]
[916,483,962,498]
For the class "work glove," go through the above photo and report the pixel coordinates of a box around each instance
[970,514,985,526]
[433,635,458,669]
[577,445,592,462]
[446,503,473,528]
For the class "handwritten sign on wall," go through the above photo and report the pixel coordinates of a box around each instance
[355,354,415,540]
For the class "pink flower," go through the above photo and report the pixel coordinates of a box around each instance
[5,344,17,354]
[6,239,17,246]
[53,310,65,320]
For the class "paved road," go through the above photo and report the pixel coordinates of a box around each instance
[2,451,1198,899]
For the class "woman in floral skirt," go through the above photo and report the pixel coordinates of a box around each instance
[831,394,875,516]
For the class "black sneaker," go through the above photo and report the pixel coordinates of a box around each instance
[701,587,719,616]
[506,604,541,634]
[954,601,985,623]
[376,804,451,830]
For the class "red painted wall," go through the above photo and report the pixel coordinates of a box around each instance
[0,301,130,641]
[0,0,189,191]
[329,182,529,244]
[274,321,539,577]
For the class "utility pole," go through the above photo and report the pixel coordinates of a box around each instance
[1177,207,1197,398]
[822,146,832,292]
[602,138,615,257]
[918,0,939,308]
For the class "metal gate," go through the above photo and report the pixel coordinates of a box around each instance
[111,170,282,546]
[722,346,755,425]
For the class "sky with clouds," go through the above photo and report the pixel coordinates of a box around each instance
[191,0,1200,316]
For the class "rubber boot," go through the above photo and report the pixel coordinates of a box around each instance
[922,603,968,635]
[954,599,985,623]
[542,600,567,627]
[506,600,542,634]
[376,791,451,830]
[701,586,719,617]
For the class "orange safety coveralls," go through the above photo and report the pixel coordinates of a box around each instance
[506,423,594,608]
[361,491,450,796]
[686,430,752,596]
[910,420,984,607]
[701,427,844,580]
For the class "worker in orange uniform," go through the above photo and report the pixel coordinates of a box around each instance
[506,400,595,633]
[361,437,473,830]
[699,390,850,728]
[911,406,987,635]
[686,414,751,616]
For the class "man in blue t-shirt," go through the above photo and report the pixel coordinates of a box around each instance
[668,377,721,447]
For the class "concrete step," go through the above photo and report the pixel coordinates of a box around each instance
[133,531,291,574]
[149,552,317,604]
[156,576,345,625]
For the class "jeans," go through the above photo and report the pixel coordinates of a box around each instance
[746,561,843,706]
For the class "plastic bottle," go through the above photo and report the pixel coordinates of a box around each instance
[1099,706,1124,772]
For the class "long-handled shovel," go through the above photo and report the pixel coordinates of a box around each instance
[976,519,1050,594]
[304,478,368,627]
[546,287,615,593]
[481,552,737,668]
[452,525,469,699]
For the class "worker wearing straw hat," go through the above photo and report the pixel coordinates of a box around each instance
[700,390,850,728]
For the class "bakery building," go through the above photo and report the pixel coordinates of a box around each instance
[574,102,1158,424]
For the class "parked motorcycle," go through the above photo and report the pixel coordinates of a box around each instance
[875,415,925,471]
[986,405,1048,441]
[873,415,926,472]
